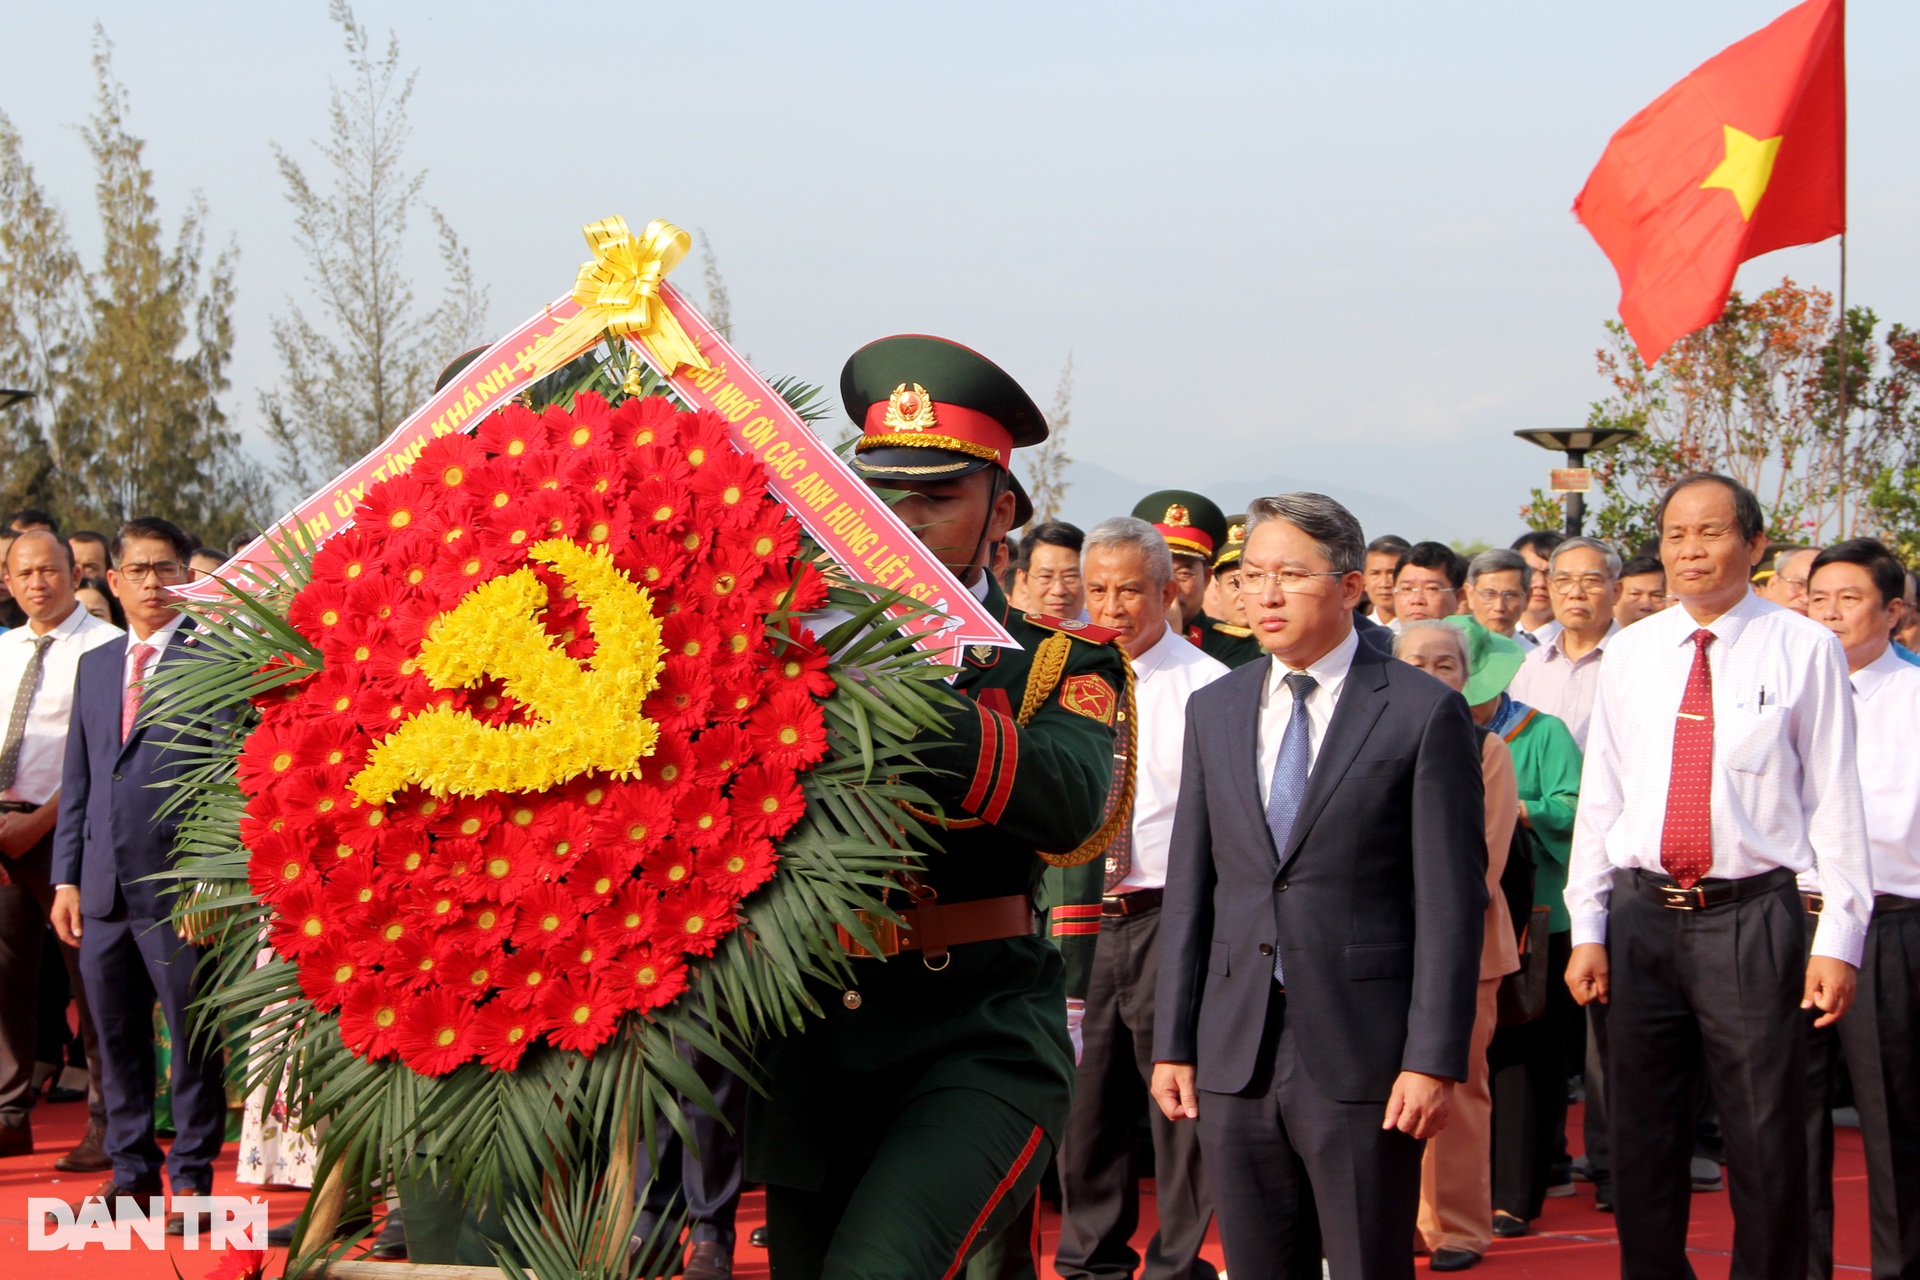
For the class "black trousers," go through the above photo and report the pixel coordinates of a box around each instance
[634,1033,748,1248]
[0,834,104,1127]
[1198,984,1419,1280]
[1805,901,1920,1280]
[1608,868,1808,1280]
[1489,929,1573,1220]
[1056,905,1215,1280]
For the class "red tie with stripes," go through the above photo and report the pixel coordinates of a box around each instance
[1660,629,1716,887]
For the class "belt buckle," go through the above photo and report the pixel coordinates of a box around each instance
[1660,885,1704,910]
[1101,895,1126,918]
[837,910,901,959]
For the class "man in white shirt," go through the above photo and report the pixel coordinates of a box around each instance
[1803,538,1920,1280]
[1364,535,1410,632]
[1465,549,1536,650]
[1564,474,1870,1280]
[1510,531,1565,650]
[0,530,120,1167]
[1057,517,1227,1280]
[1507,537,1621,751]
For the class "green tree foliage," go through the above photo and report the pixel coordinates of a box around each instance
[0,30,260,543]
[1571,279,1919,553]
[258,1,487,496]
[1022,351,1074,526]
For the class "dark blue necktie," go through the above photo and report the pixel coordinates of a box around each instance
[1264,671,1317,982]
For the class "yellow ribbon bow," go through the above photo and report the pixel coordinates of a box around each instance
[523,216,712,382]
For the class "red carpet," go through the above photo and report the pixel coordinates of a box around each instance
[1,1100,1875,1277]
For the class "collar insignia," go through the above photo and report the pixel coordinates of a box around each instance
[968,643,996,665]
[883,383,938,433]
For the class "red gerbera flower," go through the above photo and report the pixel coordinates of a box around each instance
[672,788,734,850]
[345,572,408,633]
[495,948,554,1010]
[395,987,477,1076]
[235,718,309,795]
[763,560,830,614]
[602,883,661,947]
[644,656,713,736]
[425,836,486,897]
[437,945,497,998]
[337,974,407,1060]
[657,879,736,957]
[378,530,441,599]
[764,628,836,698]
[346,899,413,966]
[698,837,778,899]
[565,445,626,498]
[418,432,489,500]
[204,1242,267,1280]
[729,763,806,839]
[514,446,570,497]
[444,899,516,953]
[320,856,380,919]
[614,529,692,592]
[281,763,360,830]
[747,687,830,770]
[268,882,332,960]
[319,613,385,675]
[288,666,365,729]
[431,795,504,842]
[557,916,619,973]
[286,579,351,639]
[540,974,621,1055]
[469,827,543,898]
[246,828,312,907]
[575,493,632,553]
[690,725,752,787]
[424,539,502,600]
[296,935,361,1012]
[472,1000,538,1071]
[613,394,683,452]
[357,472,443,536]
[547,395,611,451]
[591,786,675,855]
[563,847,628,902]
[310,528,386,588]
[659,612,720,664]
[690,543,766,606]
[630,478,690,535]
[690,449,767,529]
[510,882,581,948]
[639,840,698,893]
[375,829,436,883]
[352,680,417,740]
[631,736,695,799]
[740,506,802,568]
[564,772,617,813]
[476,403,550,461]
[302,716,370,772]
[609,941,689,1013]
[678,410,732,471]
[402,881,466,938]
[388,933,446,991]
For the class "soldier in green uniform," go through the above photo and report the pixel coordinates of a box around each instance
[1129,491,1261,668]
[1204,515,1262,670]
[747,335,1130,1280]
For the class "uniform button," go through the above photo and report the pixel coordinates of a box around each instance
[112,773,123,782]
[1277,882,1290,892]
[1258,943,1274,956]
[841,990,862,1010]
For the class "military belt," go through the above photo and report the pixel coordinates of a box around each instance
[838,894,1035,969]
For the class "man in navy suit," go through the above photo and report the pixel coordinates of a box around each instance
[1151,493,1488,1280]
[50,517,228,1225]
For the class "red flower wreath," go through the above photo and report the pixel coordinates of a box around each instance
[240,394,827,1074]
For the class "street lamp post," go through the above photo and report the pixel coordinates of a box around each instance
[1513,427,1641,536]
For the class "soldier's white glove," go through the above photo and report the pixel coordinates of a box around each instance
[1065,997,1086,1065]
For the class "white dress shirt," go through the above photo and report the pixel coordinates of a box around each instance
[1256,627,1360,792]
[0,606,123,806]
[1508,620,1619,750]
[1566,590,1872,965]
[1114,623,1228,893]
[124,614,189,697]
[1515,619,1562,651]
[1825,646,1920,900]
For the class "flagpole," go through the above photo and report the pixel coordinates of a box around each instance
[1837,232,1848,430]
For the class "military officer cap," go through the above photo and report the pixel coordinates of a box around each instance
[1214,515,1248,572]
[842,335,1048,526]
[435,346,491,393]
[1131,490,1228,563]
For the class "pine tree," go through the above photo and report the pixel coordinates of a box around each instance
[0,111,83,512]
[1023,351,1074,525]
[258,0,487,495]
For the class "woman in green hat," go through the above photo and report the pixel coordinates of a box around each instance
[1441,617,1586,1242]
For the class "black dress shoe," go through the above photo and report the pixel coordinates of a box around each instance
[55,1119,111,1172]
[749,1225,769,1248]
[684,1240,732,1280]
[63,1176,163,1219]
[0,1119,32,1158]
[1491,1210,1530,1238]
[370,1210,408,1260]
[1430,1247,1482,1271]
[1594,1182,1614,1213]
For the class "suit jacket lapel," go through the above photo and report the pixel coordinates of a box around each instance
[1222,661,1269,852]
[1279,643,1390,869]
[116,633,182,764]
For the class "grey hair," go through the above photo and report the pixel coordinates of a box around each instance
[1548,536,1624,580]
[1392,619,1471,672]
[1466,547,1530,590]
[1083,516,1175,588]
[1244,493,1365,574]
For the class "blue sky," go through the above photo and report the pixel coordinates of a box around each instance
[7,1,1915,542]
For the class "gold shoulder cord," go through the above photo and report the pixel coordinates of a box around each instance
[1037,650,1137,868]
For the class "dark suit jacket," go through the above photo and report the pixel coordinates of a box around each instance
[51,630,218,919]
[1153,633,1488,1102]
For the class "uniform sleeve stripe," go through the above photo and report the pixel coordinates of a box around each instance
[961,702,999,814]
[1051,921,1102,936]
[1051,904,1102,918]
[982,709,1020,824]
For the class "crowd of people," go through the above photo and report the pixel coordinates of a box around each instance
[1,396,1915,1280]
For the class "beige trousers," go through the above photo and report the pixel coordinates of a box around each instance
[1417,976,1500,1255]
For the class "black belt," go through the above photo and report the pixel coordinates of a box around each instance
[0,800,36,814]
[1631,867,1794,911]
[1102,887,1162,917]
[1806,892,1920,916]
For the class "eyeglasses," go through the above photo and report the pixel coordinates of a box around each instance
[119,560,192,585]
[1235,568,1346,596]
[1548,572,1611,595]
[1472,588,1524,605]
[1392,583,1456,599]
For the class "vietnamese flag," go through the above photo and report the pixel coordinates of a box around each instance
[1574,0,1845,364]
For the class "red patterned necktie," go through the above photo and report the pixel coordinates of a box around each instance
[1660,629,1716,887]
[123,642,155,740]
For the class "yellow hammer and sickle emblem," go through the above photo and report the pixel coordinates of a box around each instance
[349,539,665,805]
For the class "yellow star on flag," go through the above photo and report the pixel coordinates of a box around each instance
[1699,124,1784,221]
